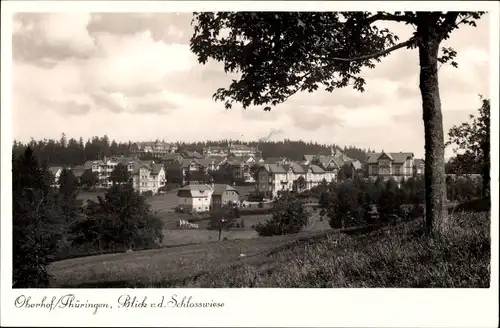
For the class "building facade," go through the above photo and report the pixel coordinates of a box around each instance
[366,152,415,182]
[176,184,238,213]
[256,162,335,198]
[83,156,166,194]
[130,141,178,157]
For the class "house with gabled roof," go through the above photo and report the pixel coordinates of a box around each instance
[211,184,240,210]
[366,151,415,182]
[176,184,213,213]
[256,161,335,198]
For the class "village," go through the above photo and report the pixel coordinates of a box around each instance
[45,141,429,214]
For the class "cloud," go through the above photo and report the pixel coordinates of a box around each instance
[13,13,96,64]
[88,13,192,44]
[11,12,492,159]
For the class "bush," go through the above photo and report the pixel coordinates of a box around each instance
[327,182,361,229]
[142,190,154,197]
[247,191,265,202]
[255,194,309,236]
[70,184,164,251]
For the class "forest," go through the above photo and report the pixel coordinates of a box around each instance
[12,135,374,166]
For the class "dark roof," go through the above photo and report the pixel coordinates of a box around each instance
[212,184,239,196]
[351,160,363,170]
[367,152,414,164]
[150,163,164,175]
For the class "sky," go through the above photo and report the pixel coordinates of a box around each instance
[11,12,491,158]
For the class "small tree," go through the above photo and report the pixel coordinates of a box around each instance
[255,193,309,236]
[297,175,306,191]
[80,169,99,190]
[208,204,238,241]
[377,187,404,225]
[327,182,361,229]
[57,168,81,225]
[110,163,131,185]
[12,147,62,288]
[447,96,490,198]
[71,184,163,251]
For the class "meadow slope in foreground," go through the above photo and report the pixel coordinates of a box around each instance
[49,210,490,288]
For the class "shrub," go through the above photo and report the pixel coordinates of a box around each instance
[327,182,361,229]
[70,184,164,251]
[255,194,309,236]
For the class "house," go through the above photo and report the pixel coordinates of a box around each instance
[219,155,259,183]
[198,158,218,172]
[256,163,335,198]
[130,141,178,157]
[349,160,364,178]
[414,158,425,176]
[150,163,167,191]
[207,156,228,171]
[211,184,240,210]
[160,153,184,165]
[180,150,204,159]
[47,166,64,187]
[203,143,261,158]
[131,162,166,194]
[82,156,165,192]
[302,147,354,180]
[176,184,214,213]
[203,146,230,158]
[366,151,415,182]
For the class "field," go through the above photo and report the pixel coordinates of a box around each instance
[49,209,490,288]
[75,188,290,247]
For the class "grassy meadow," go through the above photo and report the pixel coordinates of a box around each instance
[49,210,490,288]
[56,188,490,288]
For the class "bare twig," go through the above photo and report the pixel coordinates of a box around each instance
[363,12,417,25]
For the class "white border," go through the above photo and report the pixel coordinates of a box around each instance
[1,2,499,327]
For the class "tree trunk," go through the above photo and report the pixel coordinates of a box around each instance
[218,227,222,241]
[417,21,449,234]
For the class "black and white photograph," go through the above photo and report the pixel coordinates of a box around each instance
[1,1,498,327]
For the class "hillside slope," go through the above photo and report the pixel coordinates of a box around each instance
[49,211,490,288]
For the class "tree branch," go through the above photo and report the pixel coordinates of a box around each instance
[318,37,416,62]
[363,12,417,25]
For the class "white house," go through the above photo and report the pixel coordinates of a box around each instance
[83,156,166,193]
[131,163,166,194]
[176,184,214,213]
[256,162,335,198]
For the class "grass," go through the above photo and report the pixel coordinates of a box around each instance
[49,210,490,288]
[185,211,491,288]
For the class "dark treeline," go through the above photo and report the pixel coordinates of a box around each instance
[13,135,374,166]
[12,134,133,167]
